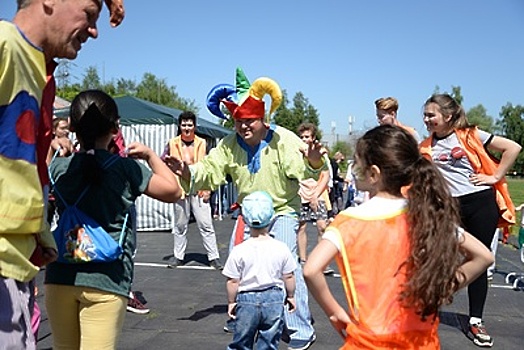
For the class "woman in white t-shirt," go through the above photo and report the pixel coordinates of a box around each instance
[420,94,521,347]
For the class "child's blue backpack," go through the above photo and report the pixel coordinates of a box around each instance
[51,155,128,264]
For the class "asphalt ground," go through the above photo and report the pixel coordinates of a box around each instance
[35,214,524,349]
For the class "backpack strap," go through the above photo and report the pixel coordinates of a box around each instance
[118,212,130,248]
[101,154,130,249]
[51,147,61,163]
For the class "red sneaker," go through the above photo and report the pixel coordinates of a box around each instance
[127,293,150,314]
[469,322,493,347]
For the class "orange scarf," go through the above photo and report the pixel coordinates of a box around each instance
[420,127,515,228]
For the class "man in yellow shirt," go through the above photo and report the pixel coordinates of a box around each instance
[0,1,124,348]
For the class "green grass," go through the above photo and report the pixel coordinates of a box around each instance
[507,178,524,234]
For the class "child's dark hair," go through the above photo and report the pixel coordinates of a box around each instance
[70,90,119,185]
[355,125,464,319]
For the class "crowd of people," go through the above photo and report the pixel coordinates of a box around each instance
[1,1,522,350]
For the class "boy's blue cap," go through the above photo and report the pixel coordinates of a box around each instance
[242,191,274,228]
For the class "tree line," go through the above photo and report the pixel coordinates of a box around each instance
[56,65,523,173]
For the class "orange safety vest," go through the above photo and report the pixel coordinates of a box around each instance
[329,210,440,349]
[419,127,515,228]
[168,135,207,198]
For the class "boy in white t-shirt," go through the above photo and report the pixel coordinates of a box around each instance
[222,191,297,350]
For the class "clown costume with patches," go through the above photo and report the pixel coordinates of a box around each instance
[164,68,325,349]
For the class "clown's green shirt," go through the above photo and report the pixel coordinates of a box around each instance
[184,125,325,216]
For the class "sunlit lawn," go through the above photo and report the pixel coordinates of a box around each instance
[507,178,524,235]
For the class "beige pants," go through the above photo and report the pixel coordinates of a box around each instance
[45,284,126,350]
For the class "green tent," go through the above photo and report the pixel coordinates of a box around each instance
[55,95,232,139]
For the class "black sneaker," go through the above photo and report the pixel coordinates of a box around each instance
[167,258,184,269]
[469,322,493,347]
[210,259,224,270]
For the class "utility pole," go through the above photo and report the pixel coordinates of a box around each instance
[331,121,337,147]
[348,115,354,135]
[55,59,71,88]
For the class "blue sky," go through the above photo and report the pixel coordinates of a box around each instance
[2,1,523,138]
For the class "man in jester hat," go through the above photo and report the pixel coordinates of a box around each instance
[164,68,324,349]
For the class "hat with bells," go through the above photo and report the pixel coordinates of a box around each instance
[206,67,282,122]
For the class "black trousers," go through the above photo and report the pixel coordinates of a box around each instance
[457,188,499,318]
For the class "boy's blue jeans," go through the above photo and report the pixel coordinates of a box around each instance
[228,215,315,344]
[227,287,285,350]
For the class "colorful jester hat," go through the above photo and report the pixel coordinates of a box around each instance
[206,67,282,122]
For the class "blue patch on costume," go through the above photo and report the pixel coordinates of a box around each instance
[0,91,39,163]
[237,124,275,174]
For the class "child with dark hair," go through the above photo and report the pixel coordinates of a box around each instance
[45,90,181,349]
[304,125,494,349]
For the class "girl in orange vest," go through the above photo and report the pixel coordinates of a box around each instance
[303,125,494,349]
[419,94,521,347]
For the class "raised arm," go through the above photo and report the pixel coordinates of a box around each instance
[163,154,191,180]
[300,140,326,170]
[126,141,181,203]
[104,0,125,27]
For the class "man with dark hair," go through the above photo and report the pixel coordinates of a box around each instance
[163,111,223,270]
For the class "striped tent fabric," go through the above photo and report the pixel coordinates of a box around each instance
[122,123,176,231]
[54,95,233,232]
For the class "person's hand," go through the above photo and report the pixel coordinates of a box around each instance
[328,310,351,340]
[164,155,187,178]
[309,198,319,212]
[285,297,296,313]
[50,137,74,157]
[300,140,325,169]
[41,247,58,265]
[126,142,153,161]
[31,245,58,266]
[199,190,211,203]
[104,0,125,27]
[227,303,237,319]
[469,173,499,186]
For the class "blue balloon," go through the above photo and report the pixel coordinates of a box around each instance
[206,84,237,119]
